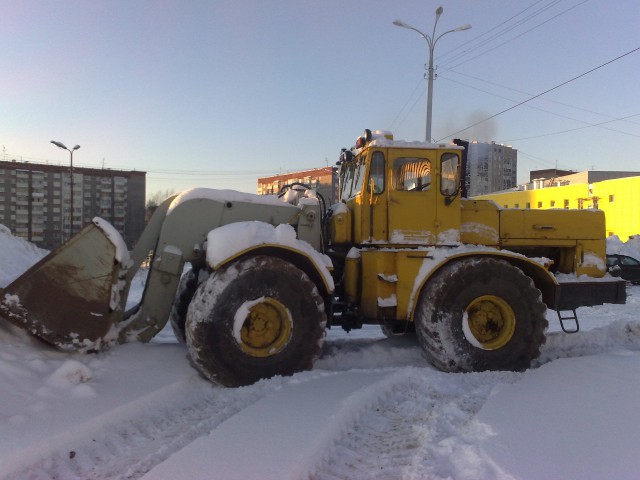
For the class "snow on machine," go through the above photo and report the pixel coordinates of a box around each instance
[0,130,626,386]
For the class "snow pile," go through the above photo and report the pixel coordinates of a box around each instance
[363,130,463,151]
[477,352,640,480]
[0,224,48,286]
[92,217,131,265]
[206,221,334,290]
[167,188,286,215]
[2,224,640,479]
[607,234,640,259]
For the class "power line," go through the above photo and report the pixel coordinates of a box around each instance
[387,77,424,132]
[440,0,591,70]
[436,46,640,142]
[438,0,547,58]
[438,74,640,139]
[446,69,640,127]
[388,0,590,132]
[438,0,563,66]
[503,113,640,142]
[518,149,573,171]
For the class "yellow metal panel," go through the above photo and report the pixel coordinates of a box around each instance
[477,176,640,241]
[500,238,577,247]
[358,249,430,320]
[395,250,432,320]
[346,195,364,244]
[360,250,397,319]
[369,189,388,242]
[460,199,500,245]
[577,239,607,276]
[344,256,360,303]
[500,209,605,240]
[330,208,351,244]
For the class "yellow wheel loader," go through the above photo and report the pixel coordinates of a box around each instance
[0,130,626,386]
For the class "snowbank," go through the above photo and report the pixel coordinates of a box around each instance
[206,221,334,290]
[2,225,640,479]
[167,188,285,215]
[0,224,48,286]
[606,234,640,260]
[477,352,640,480]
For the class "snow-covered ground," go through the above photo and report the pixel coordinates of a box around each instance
[1,227,640,480]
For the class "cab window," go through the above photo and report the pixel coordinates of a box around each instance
[440,152,460,196]
[393,157,431,191]
[340,155,367,200]
[339,163,355,200]
[352,156,366,197]
[368,151,385,194]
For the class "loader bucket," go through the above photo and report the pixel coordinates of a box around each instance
[0,223,124,351]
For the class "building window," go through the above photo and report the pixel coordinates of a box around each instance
[609,194,615,202]
[537,201,542,208]
[550,200,555,207]
[526,202,530,209]
[564,199,569,209]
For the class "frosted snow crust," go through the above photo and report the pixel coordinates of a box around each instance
[167,188,286,215]
[92,217,130,266]
[206,221,334,291]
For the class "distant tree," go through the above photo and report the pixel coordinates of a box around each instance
[145,189,176,224]
[146,189,175,208]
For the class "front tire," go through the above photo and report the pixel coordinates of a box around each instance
[186,256,327,387]
[169,268,198,343]
[415,257,548,372]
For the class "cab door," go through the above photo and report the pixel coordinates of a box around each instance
[361,150,388,243]
[434,150,462,243]
[387,149,438,244]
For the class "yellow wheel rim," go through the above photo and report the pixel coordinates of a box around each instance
[464,295,516,350]
[238,298,292,357]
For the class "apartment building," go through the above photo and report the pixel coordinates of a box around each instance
[465,141,517,196]
[257,167,338,205]
[0,160,146,250]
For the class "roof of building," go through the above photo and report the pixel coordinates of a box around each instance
[0,159,146,177]
[257,166,336,183]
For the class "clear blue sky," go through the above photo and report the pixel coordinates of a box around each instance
[2,0,638,197]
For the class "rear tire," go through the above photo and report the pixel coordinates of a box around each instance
[415,257,547,372]
[186,256,327,387]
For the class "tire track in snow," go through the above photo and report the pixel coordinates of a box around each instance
[310,368,519,480]
[4,376,287,480]
[9,315,640,479]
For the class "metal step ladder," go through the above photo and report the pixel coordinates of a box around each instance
[556,309,579,333]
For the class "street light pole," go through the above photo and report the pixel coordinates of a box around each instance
[393,7,471,142]
[51,140,80,240]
